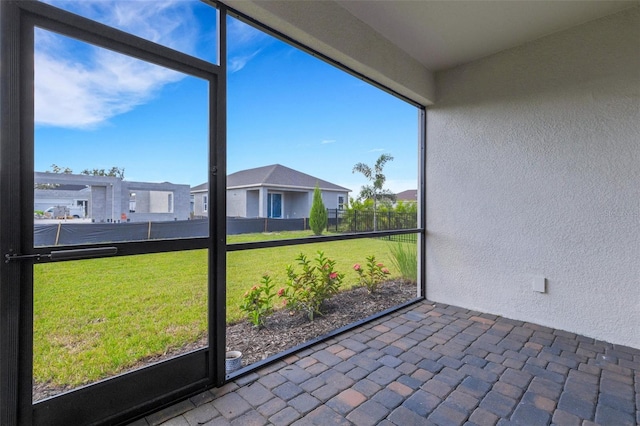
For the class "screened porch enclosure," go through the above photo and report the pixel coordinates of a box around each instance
[0,1,424,425]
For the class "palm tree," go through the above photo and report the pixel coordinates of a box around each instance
[352,154,395,231]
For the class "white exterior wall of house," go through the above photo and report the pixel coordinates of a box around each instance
[246,190,260,217]
[426,8,640,348]
[192,192,208,217]
[321,191,347,211]
[284,191,308,218]
[227,189,247,217]
[225,187,349,218]
[123,182,190,222]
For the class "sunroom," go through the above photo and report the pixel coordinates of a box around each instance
[0,1,637,425]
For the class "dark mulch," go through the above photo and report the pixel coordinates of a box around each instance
[226,280,417,367]
[33,280,416,401]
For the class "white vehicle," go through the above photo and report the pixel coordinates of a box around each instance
[44,205,85,219]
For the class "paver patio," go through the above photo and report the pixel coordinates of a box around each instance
[128,301,639,426]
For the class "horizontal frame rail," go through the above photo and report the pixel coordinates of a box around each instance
[227,228,423,252]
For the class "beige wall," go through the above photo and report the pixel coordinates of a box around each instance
[426,8,640,348]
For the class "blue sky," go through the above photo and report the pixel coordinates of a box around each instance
[35,0,418,196]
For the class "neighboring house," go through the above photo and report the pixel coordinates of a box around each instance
[34,172,191,223]
[190,181,208,218]
[192,164,350,219]
[34,184,91,216]
[395,189,417,204]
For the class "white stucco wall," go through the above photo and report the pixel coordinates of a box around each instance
[426,8,639,348]
[227,189,247,217]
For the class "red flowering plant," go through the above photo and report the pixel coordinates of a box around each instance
[240,274,276,328]
[354,255,391,293]
[278,251,344,321]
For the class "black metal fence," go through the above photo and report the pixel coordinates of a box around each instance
[377,233,418,244]
[326,209,418,233]
[229,209,418,235]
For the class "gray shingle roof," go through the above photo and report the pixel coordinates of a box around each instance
[395,189,417,201]
[193,164,350,192]
[191,182,208,192]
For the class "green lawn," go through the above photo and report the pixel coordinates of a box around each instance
[34,251,209,386]
[34,231,414,387]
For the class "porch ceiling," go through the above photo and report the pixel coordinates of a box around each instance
[222,0,638,105]
[334,0,638,72]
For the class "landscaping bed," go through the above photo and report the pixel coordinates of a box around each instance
[33,279,416,401]
[226,279,417,368]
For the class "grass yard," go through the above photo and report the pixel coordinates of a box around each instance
[34,251,208,387]
[34,231,416,388]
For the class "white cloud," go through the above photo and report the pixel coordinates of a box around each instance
[228,19,266,47]
[45,0,199,50]
[321,139,336,144]
[35,0,200,128]
[35,38,182,128]
[228,49,263,73]
[227,19,270,73]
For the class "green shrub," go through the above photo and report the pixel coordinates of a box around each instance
[279,251,343,320]
[240,274,276,328]
[309,184,328,235]
[353,255,390,293]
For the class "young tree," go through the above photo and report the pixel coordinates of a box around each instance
[49,164,73,174]
[309,183,328,235]
[352,153,396,231]
[81,166,125,179]
[35,164,73,189]
[36,164,125,189]
[42,164,125,179]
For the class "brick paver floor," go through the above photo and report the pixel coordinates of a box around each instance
[128,301,639,426]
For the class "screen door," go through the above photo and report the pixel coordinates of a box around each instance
[0,2,225,424]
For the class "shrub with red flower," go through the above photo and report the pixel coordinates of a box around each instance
[354,255,391,293]
[240,274,276,328]
[278,251,344,321]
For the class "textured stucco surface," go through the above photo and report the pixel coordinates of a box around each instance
[426,8,640,348]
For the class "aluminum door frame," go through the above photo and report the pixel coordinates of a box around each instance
[0,2,228,424]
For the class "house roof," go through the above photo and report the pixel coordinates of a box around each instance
[229,164,349,192]
[191,182,208,193]
[192,164,350,192]
[395,189,417,202]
